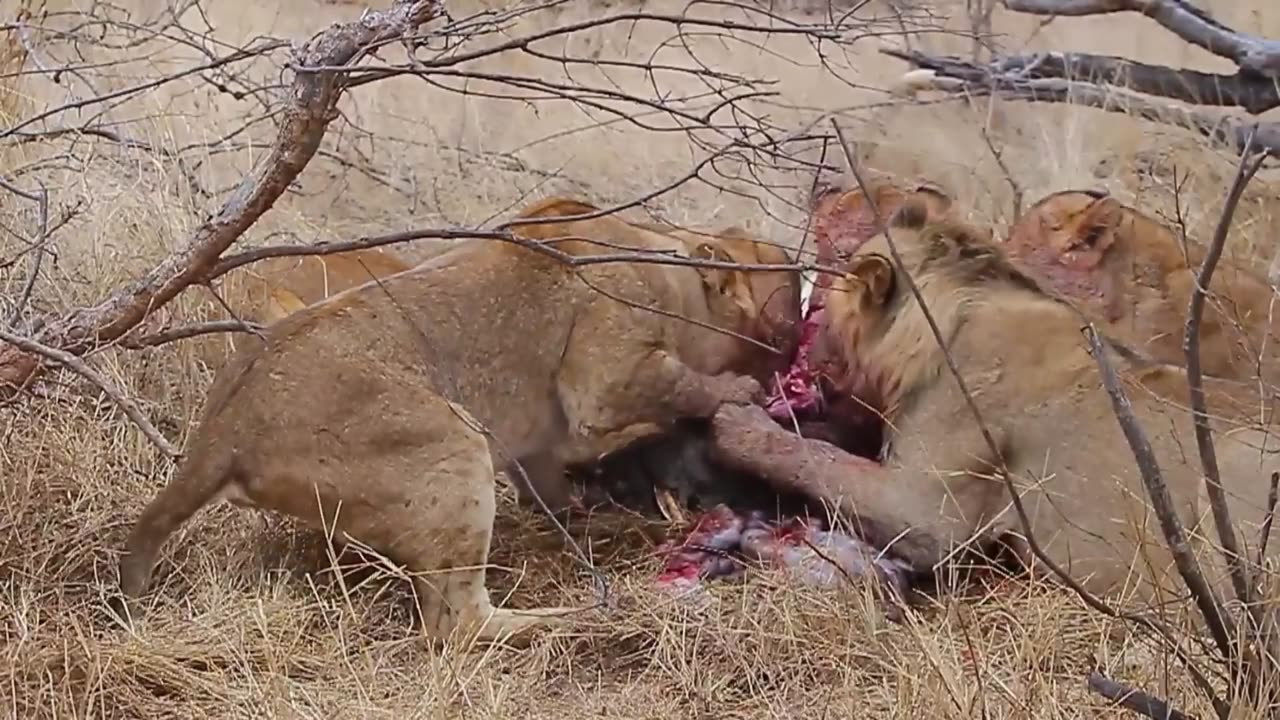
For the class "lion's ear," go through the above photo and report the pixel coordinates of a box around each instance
[692,241,735,292]
[693,241,756,316]
[888,197,932,231]
[1073,196,1124,251]
[266,288,307,323]
[845,253,895,306]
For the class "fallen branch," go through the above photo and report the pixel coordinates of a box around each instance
[1087,670,1193,720]
[1003,1,1280,81]
[0,327,179,458]
[889,48,1280,114]
[883,50,1280,156]
[0,0,447,397]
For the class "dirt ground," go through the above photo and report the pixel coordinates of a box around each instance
[2,0,1279,716]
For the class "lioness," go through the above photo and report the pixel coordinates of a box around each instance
[505,198,802,503]
[192,248,413,370]
[710,200,1280,603]
[116,201,783,643]
[1004,189,1280,385]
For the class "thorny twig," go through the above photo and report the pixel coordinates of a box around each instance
[0,176,49,330]
[830,118,1229,716]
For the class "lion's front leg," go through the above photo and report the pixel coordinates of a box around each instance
[560,348,763,440]
[709,403,963,570]
[710,403,881,498]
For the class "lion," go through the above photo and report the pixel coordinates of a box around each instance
[115,196,790,644]
[504,198,803,499]
[1004,189,1280,385]
[709,200,1280,603]
[811,178,955,272]
[192,248,413,370]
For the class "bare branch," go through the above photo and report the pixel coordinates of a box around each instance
[0,0,447,397]
[118,320,266,350]
[1083,324,1237,675]
[207,228,834,285]
[0,327,179,458]
[1258,472,1279,567]
[0,176,49,330]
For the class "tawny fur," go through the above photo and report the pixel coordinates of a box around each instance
[506,198,802,483]
[711,200,1280,605]
[191,248,413,371]
[1004,189,1280,386]
[116,196,792,645]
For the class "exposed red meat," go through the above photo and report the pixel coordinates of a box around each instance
[649,182,934,606]
[654,503,912,604]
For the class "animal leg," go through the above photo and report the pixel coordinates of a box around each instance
[394,442,576,645]
[506,451,573,515]
[561,347,763,440]
[708,403,996,571]
[249,417,575,646]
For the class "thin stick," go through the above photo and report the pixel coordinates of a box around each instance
[1085,325,1237,664]
[119,320,266,349]
[1182,130,1269,611]
[0,328,180,458]
[0,176,49,329]
[1257,472,1279,567]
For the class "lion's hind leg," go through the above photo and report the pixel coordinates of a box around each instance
[378,417,575,646]
[257,403,576,647]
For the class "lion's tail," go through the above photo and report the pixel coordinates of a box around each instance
[114,448,242,620]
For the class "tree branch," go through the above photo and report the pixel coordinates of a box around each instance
[1183,135,1268,612]
[0,327,180,458]
[1084,325,1237,717]
[118,320,266,350]
[0,0,447,398]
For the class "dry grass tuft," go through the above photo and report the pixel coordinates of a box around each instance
[3,0,1280,716]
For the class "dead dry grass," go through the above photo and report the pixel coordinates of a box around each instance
[3,0,1280,717]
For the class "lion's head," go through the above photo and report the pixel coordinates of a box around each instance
[1001,189,1192,322]
[670,227,803,384]
[810,179,954,282]
[823,198,1037,416]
